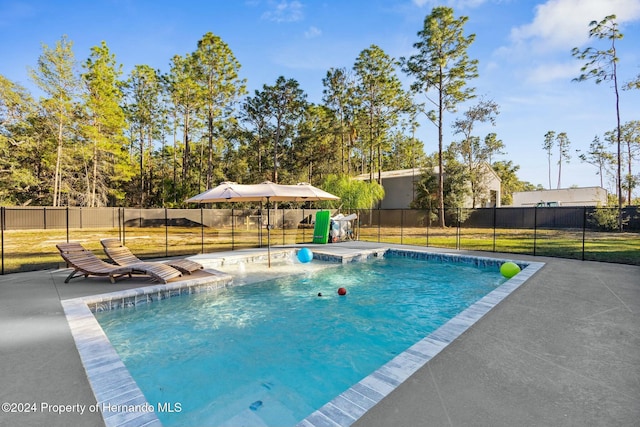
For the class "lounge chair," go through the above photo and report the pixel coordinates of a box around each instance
[100,238,203,275]
[57,242,182,284]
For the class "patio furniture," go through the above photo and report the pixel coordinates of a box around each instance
[100,238,203,275]
[56,242,182,284]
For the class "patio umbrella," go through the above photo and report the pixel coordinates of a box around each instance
[187,181,339,266]
[185,181,263,203]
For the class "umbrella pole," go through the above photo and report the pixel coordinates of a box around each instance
[267,198,271,268]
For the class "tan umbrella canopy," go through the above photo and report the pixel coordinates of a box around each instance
[185,181,264,203]
[186,181,339,203]
[186,181,339,266]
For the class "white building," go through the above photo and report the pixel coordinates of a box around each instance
[511,187,608,207]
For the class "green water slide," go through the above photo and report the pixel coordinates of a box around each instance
[312,210,331,244]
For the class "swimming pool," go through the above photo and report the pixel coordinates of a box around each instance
[95,252,507,426]
[61,246,544,427]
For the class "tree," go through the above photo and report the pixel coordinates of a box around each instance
[28,35,80,206]
[123,64,164,206]
[167,54,201,194]
[241,89,272,181]
[605,120,640,204]
[353,45,411,184]
[292,104,340,183]
[0,75,40,204]
[556,132,571,189]
[259,76,307,183]
[410,153,439,218]
[452,98,499,206]
[320,174,384,210]
[572,15,623,206]
[402,6,478,226]
[192,32,246,190]
[492,160,540,206]
[483,132,505,165]
[543,131,555,190]
[322,67,356,174]
[620,121,640,203]
[80,41,131,206]
[577,135,614,189]
[387,130,427,171]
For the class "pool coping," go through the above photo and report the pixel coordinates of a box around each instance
[61,248,544,427]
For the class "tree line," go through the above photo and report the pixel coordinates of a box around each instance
[2,8,635,215]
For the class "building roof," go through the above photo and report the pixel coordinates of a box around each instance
[353,168,425,180]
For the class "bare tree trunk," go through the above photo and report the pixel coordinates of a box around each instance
[91,140,98,207]
[207,113,213,190]
[613,47,622,208]
[139,127,145,207]
[438,79,445,228]
[53,120,64,207]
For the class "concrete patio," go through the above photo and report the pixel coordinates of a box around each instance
[0,242,638,426]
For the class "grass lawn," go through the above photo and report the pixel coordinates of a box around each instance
[1,226,638,273]
[357,227,640,265]
[0,226,312,273]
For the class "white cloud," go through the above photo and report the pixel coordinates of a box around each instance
[496,0,640,84]
[261,0,304,23]
[304,26,321,38]
[510,0,640,52]
[525,61,581,84]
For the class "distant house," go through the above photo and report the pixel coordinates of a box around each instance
[355,164,501,209]
[511,187,608,207]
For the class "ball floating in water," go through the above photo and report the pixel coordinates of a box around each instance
[297,248,313,263]
[500,262,521,278]
[337,287,347,296]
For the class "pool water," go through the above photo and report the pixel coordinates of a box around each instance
[96,255,506,426]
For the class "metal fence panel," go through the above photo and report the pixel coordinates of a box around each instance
[2,206,639,274]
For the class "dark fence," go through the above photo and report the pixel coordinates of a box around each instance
[1,206,638,274]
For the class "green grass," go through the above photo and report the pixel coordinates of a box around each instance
[357,227,640,265]
[1,226,638,274]
[0,226,312,273]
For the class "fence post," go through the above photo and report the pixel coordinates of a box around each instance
[533,206,538,256]
[201,208,205,254]
[1,207,4,275]
[231,208,235,251]
[164,208,169,257]
[66,207,69,243]
[456,208,461,250]
[426,209,430,247]
[492,205,497,252]
[119,208,124,244]
[43,207,47,230]
[377,208,381,243]
[582,207,587,261]
[400,209,404,245]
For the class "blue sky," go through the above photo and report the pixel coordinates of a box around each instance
[1,0,640,194]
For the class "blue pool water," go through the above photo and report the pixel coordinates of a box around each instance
[96,255,506,426]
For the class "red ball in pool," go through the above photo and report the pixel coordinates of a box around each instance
[337,287,347,296]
